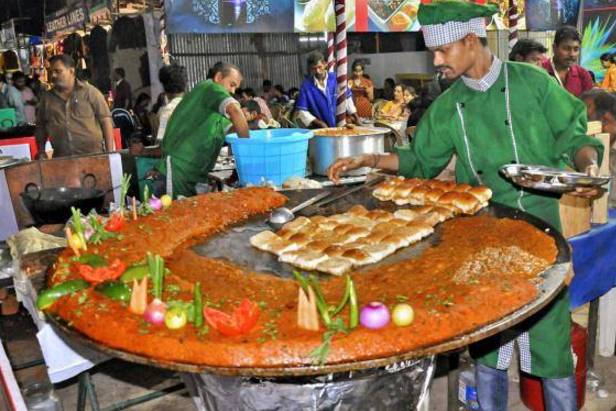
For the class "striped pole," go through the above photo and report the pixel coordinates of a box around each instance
[160,0,170,64]
[508,0,518,50]
[335,0,348,127]
[327,32,335,72]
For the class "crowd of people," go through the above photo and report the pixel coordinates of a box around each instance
[0,25,613,199]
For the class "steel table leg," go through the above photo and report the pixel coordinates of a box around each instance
[77,371,101,411]
[101,383,186,411]
[77,373,87,411]
[447,352,460,411]
[586,298,602,391]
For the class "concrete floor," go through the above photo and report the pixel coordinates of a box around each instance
[3,298,616,411]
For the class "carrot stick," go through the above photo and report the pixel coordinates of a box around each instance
[132,196,138,221]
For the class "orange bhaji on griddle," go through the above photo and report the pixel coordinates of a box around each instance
[45,187,557,368]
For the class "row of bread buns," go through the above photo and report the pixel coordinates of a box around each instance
[373,177,492,214]
[250,204,452,275]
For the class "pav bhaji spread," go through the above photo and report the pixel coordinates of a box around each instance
[39,183,557,369]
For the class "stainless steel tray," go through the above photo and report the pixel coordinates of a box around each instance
[500,163,610,193]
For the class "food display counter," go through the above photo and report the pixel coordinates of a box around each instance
[15,176,572,409]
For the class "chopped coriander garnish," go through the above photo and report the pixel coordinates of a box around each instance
[395,295,409,303]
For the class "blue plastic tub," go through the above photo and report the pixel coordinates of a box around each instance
[225,128,314,187]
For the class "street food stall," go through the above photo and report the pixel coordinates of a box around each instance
[11,164,572,409]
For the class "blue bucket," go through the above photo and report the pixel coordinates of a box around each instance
[225,128,314,187]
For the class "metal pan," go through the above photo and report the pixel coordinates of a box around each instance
[20,174,105,225]
[44,186,570,377]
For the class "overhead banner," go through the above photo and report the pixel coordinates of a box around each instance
[581,0,616,82]
[166,0,295,33]
[524,0,580,31]
[294,0,420,33]
[45,2,88,38]
[88,0,113,26]
[0,20,17,49]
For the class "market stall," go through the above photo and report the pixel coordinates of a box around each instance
[11,169,571,410]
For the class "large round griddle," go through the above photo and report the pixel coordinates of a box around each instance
[44,185,571,377]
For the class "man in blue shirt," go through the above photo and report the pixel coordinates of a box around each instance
[296,51,359,128]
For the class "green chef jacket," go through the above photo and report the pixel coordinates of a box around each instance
[158,80,234,198]
[396,60,603,378]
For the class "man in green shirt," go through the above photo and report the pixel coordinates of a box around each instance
[329,2,603,410]
[155,62,249,197]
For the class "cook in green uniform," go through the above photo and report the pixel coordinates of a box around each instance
[328,2,603,410]
[154,62,249,198]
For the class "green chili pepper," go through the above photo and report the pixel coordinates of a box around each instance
[147,253,163,299]
[348,277,359,329]
[37,279,90,310]
[194,282,204,328]
[331,276,351,316]
[95,281,132,302]
[74,254,107,268]
[120,264,150,283]
[309,275,332,327]
[293,271,310,292]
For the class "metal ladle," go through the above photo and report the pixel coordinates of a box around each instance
[268,191,332,230]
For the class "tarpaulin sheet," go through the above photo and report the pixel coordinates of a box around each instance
[569,209,616,309]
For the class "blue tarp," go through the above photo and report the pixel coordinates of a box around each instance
[569,209,616,309]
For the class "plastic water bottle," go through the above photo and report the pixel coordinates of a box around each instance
[459,369,480,410]
[23,381,63,411]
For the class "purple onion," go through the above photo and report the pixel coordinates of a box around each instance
[143,298,167,325]
[149,196,163,211]
[359,302,390,329]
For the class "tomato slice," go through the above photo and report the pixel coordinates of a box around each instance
[105,213,125,232]
[203,299,260,337]
[234,299,260,334]
[78,259,127,284]
[203,308,242,337]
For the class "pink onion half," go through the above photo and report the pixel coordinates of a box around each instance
[149,196,163,211]
[359,302,390,330]
[143,298,167,325]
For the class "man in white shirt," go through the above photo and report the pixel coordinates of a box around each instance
[155,64,187,142]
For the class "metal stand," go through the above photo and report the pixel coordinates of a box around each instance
[586,298,602,392]
[77,372,100,411]
[447,352,460,411]
[76,370,186,411]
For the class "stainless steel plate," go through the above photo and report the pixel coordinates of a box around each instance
[500,163,610,193]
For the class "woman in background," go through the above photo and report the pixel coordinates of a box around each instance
[600,53,616,92]
[348,60,374,118]
[376,84,408,121]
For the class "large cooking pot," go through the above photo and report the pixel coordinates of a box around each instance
[309,127,390,176]
[20,174,106,225]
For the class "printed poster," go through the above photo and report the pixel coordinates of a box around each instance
[581,0,616,82]
[294,0,421,33]
[166,0,295,33]
[525,0,580,31]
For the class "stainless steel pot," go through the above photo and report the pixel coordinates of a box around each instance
[309,127,389,176]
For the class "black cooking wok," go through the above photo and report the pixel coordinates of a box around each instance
[20,174,106,225]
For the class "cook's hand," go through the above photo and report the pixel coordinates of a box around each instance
[311,119,328,129]
[328,155,368,184]
[348,114,360,125]
[144,169,161,180]
[569,163,604,199]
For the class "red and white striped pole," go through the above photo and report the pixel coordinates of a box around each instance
[327,32,335,72]
[508,0,518,50]
[335,0,348,127]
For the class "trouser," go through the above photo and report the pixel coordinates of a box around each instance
[475,362,577,411]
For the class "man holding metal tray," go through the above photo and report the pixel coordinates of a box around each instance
[328,2,604,410]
